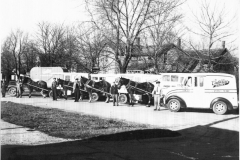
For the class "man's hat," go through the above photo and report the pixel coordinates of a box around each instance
[156,80,160,83]
[76,78,79,80]
[53,77,56,79]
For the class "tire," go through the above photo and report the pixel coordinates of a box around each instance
[49,90,53,98]
[92,92,99,102]
[118,94,128,104]
[167,99,181,112]
[8,87,17,96]
[212,101,228,115]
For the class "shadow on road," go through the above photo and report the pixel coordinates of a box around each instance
[2,118,239,160]
[89,129,181,141]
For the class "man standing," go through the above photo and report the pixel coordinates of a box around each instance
[16,79,23,98]
[110,81,119,106]
[73,78,80,102]
[1,79,7,98]
[152,80,162,111]
[51,78,57,101]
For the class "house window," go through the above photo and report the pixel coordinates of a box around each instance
[172,65,177,71]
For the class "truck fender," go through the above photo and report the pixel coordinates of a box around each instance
[166,96,187,108]
[210,97,233,110]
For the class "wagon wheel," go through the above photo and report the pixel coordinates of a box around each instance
[49,90,53,98]
[8,87,17,96]
[118,94,128,104]
[91,92,99,102]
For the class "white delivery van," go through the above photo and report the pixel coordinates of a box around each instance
[163,73,238,115]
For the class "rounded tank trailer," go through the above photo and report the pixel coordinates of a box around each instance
[30,67,65,88]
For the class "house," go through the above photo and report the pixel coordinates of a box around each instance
[127,39,235,74]
[96,38,235,74]
[98,47,119,74]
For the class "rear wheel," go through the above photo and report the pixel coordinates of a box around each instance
[118,94,128,104]
[92,92,99,102]
[167,99,181,112]
[213,101,227,115]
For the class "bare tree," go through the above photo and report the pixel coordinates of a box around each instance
[3,30,29,78]
[1,43,15,81]
[36,22,65,67]
[86,0,184,73]
[75,22,108,73]
[188,0,236,70]
[21,42,39,72]
[62,27,80,71]
[141,0,184,73]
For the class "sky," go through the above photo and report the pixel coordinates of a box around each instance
[0,0,239,55]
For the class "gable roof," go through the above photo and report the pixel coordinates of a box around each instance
[132,43,229,62]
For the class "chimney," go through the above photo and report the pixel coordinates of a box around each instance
[177,38,181,48]
[222,41,225,49]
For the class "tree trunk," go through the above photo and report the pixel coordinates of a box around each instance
[18,55,21,78]
[119,66,127,73]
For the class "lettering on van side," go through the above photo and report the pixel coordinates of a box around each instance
[212,79,229,88]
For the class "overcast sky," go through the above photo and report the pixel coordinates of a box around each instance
[0,0,239,55]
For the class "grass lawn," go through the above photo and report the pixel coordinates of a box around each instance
[1,101,153,139]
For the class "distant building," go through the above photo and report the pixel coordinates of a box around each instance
[126,40,235,74]
[95,39,235,74]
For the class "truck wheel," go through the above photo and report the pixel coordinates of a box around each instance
[49,90,53,98]
[213,101,227,115]
[92,92,99,102]
[167,99,181,112]
[119,94,128,104]
[8,87,16,96]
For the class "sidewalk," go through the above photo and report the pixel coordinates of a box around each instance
[1,119,73,145]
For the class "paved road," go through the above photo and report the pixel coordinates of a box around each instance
[2,96,239,131]
[1,96,239,160]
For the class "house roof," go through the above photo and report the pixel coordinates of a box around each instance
[129,43,231,72]
[131,43,229,61]
[181,48,228,61]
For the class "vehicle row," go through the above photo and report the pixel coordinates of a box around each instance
[5,67,239,115]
